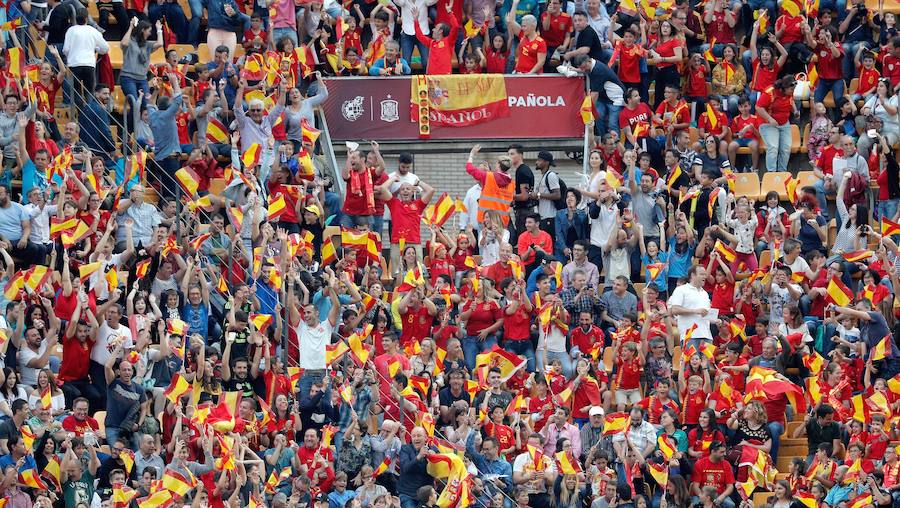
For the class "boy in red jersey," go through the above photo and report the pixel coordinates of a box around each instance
[680,375,709,426]
[727,96,762,172]
[853,49,880,101]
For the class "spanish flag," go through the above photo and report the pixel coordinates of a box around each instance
[167,318,189,336]
[175,167,200,197]
[795,492,817,508]
[226,207,244,233]
[474,345,527,382]
[348,330,371,365]
[18,467,48,489]
[105,266,119,292]
[24,265,51,292]
[287,367,302,392]
[704,38,717,62]
[603,412,629,436]
[326,341,350,365]
[164,373,191,403]
[7,47,25,78]
[50,217,78,239]
[321,236,337,265]
[242,143,262,168]
[555,451,582,474]
[579,96,594,125]
[267,194,287,221]
[666,165,682,189]
[805,376,822,405]
[61,220,91,248]
[847,492,872,508]
[206,116,230,144]
[647,462,668,487]
[250,313,273,333]
[162,469,194,497]
[0,17,23,30]
[120,448,135,474]
[802,350,825,375]
[135,259,152,280]
[826,276,853,306]
[4,273,25,301]
[79,261,103,281]
[300,118,321,144]
[713,240,737,263]
[396,267,426,292]
[505,393,529,416]
[872,335,892,361]
[784,175,800,204]
[40,385,52,410]
[705,103,718,129]
[843,250,874,263]
[657,435,676,461]
[41,455,61,490]
[113,483,139,508]
[138,488,174,508]
[21,425,36,451]
[882,217,900,236]
[427,193,457,228]
[374,457,391,477]
[782,0,801,16]
[888,373,900,395]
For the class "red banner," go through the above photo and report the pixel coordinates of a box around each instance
[320,75,586,141]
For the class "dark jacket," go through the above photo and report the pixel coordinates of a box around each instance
[397,444,433,497]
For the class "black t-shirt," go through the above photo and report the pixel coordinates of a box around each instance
[805,419,841,452]
[587,61,625,103]
[575,27,606,62]
[223,376,256,399]
[473,389,514,414]
[514,164,535,209]
[0,418,19,444]
[438,387,470,409]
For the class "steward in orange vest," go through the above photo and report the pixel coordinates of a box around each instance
[465,145,515,226]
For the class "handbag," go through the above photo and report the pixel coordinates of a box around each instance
[793,72,811,101]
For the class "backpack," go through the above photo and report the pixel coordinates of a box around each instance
[542,171,568,210]
[843,171,868,207]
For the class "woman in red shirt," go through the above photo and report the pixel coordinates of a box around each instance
[811,27,845,105]
[757,76,797,173]
[485,33,510,74]
[500,278,535,371]
[748,26,787,98]
[458,279,504,370]
[507,5,547,74]
[648,20,684,109]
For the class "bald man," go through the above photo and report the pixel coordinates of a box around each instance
[397,427,434,508]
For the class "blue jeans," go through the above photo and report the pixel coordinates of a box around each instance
[814,178,836,219]
[187,0,203,45]
[340,213,370,229]
[595,101,623,136]
[461,334,498,370]
[400,33,429,70]
[120,76,150,102]
[741,50,753,81]
[298,369,326,400]
[760,123,791,172]
[400,495,418,508]
[691,497,735,508]
[768,421,784,462]
[272,26,298,47]
[505,340,536,372]
[814,78,845,105]
[878,198,900,222]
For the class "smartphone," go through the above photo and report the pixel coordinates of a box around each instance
[868,129,878,138]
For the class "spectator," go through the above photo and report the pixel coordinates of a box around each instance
[63,8,109,111]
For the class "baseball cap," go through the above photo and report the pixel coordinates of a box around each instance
[537,150,556,166]
[305,205,321,217]
[589,406,604,417]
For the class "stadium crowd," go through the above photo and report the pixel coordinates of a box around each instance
[0,0,900,506]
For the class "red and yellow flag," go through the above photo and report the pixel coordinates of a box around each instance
[242,144,262,168]
[872,335,892,361]
[826,276,854,307]
[603,412,629,436]
[175,167,200,197]
[164,373,191,403]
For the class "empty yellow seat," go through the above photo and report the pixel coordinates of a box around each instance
[734,172,761,201]
[761,172,792,201]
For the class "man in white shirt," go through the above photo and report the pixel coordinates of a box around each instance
[90,299,134,408]
[23,187,59,262]
[290,269,340,398]
[512,433,557,508]
[667,265,712,349]
[458,183,481,234]
[63,8,109,111]
[17,320,60,387]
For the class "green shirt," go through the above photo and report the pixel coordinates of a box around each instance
[63,470,95,508]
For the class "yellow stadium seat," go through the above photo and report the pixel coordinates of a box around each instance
[849,77,859,95]
[790,124,802,154]
[822,91,835,109]
[169,44,196,62]
[150,47,167,65]
[752,492,772,506]
[107,44,124,70]
[733,172,761,202]
[197,43,212,61]
[761,172,792,201]
[796,170,818,189]
[233,45,245,60]
[672,345,682,370]
[758,249,772,268]
[688,127,699,146]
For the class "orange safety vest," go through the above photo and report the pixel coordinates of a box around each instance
[477,171,515,226]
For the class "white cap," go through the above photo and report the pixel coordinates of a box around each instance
[589,406,605,417]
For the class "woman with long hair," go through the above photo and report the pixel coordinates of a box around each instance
[0,368,26,418]
[409,338,437,376]
[858,78,900,157]
[711,44,747,117]
[458,278,503,370]
[28,369,65,417]
[283,77,330,153]
[648,20,684,109]
[687,408,726,460]
[778,304,812,344]
[834,171,872,255]
[553,474,584,508]
[578,150,608,203]
[655,473,691,508]
[727,400,773,462]
[120,19,164,101]
[555,189,589,260]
